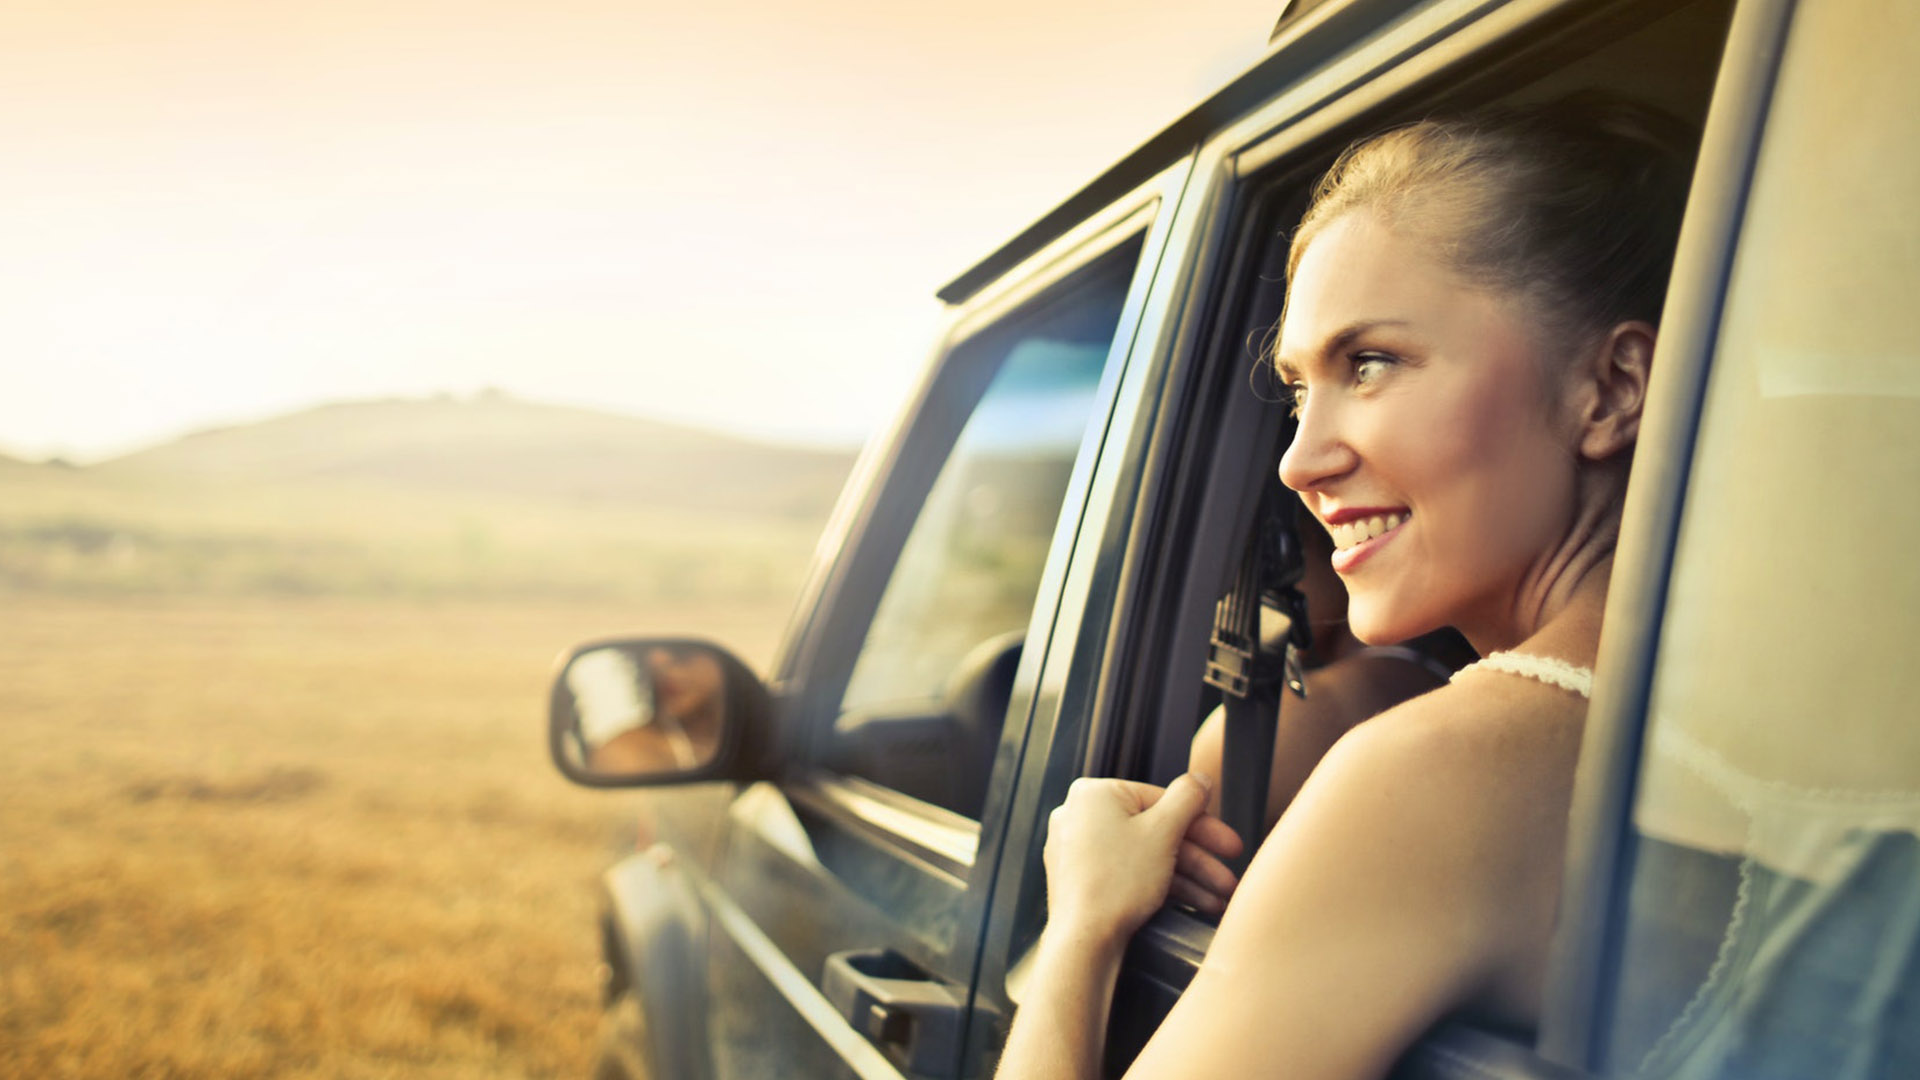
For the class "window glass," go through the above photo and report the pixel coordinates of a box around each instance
[1603,4,1920,1076]
[842,341,1106,709]
[830,239,1139,817]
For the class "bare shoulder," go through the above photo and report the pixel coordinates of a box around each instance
[1213,674,1587,1007]
[1295,673,1588,872]
[1158,674,1589,1074]
[1337,665,1584,787]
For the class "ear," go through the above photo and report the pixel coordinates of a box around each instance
[1575,320,1655,461]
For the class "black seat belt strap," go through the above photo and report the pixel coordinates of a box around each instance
[1203,485,1310,875]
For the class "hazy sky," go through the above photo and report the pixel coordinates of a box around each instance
[1,0,1280,460]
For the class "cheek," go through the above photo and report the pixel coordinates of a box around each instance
[1431,382,1568,528]
[1354,381,1511,510]
[1438,423,1578,621]
[1343,376,1571,641]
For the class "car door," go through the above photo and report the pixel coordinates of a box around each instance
[694,161,1194,1080]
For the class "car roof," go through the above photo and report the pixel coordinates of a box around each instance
[935,0,1407,305]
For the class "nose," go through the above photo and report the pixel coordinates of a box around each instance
[1277,396,1358,493]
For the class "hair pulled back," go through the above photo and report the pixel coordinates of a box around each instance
[1289,95,1698,340]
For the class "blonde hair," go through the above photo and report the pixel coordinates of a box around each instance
[1289,96,1697,341]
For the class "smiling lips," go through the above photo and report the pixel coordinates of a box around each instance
[1328,511,1408,552]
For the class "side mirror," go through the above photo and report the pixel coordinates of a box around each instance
[547,638,771,788]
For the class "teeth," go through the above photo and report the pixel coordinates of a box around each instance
[1330,512,1406,551]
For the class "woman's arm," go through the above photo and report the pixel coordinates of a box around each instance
[996,774,1243,1080]
[993,919,1128,1080]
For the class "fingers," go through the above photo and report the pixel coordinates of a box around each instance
[1175,838,1239,900]
[1139,772,1213,844]
[1048,773,1244,925]
[1168,871,1229,917]
[1088,777,1177,814]
[1061,774,1245,860]
[1185,813,1245,860]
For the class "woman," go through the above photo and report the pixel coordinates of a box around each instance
[996,97,1694,1079]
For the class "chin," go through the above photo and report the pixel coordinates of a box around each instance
[1343,604,1398,646]
[1345,596,1439,648]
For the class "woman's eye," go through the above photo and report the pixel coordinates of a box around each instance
[1287,383,1308,417]
[1353,353,1394,385]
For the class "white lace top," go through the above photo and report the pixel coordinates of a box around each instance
[1452,650,1594,699]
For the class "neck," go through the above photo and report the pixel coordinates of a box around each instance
[1460,456,1627,656]
[1465,565,1611,665]
[1460,499,1620,659]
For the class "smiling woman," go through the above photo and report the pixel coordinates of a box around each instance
[1275,100,1689,650]
[995,96,1696,1080]
[1276,209,1640,648]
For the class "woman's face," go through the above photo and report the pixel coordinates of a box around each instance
[1276,211,1580,647]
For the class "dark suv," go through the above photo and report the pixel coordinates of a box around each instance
[545,0,1920,1077]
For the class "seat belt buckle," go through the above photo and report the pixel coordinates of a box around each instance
[1204,623,1257,699]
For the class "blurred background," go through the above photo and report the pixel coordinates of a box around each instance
[1,1,1277,1075]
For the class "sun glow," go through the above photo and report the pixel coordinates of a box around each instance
[0,0,1275,462]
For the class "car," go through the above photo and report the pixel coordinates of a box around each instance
[544,0,1920,1076]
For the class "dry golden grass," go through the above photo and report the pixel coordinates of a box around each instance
[0,464,825,603]
[0,594,792,1079]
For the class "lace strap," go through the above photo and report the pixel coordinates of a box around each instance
[1453,650,1594,699]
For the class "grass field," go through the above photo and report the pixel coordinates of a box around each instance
[0,464,825,603]
[0,593,794,1079]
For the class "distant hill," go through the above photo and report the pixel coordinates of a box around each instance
[97,394,859,519]
[0,454,81,471]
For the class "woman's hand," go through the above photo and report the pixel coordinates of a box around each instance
[1044,773,1244,946]
[1001,775,1241,1080]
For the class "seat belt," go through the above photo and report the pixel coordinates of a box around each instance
[1203,485,1310,876]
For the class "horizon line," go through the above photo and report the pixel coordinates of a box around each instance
[0,388,872,467]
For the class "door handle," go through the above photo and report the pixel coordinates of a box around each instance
[823,948,965,1076]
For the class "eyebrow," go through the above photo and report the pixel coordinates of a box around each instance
[1272,318,1412,382]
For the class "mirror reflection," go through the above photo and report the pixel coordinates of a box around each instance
[561,642,726,778]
